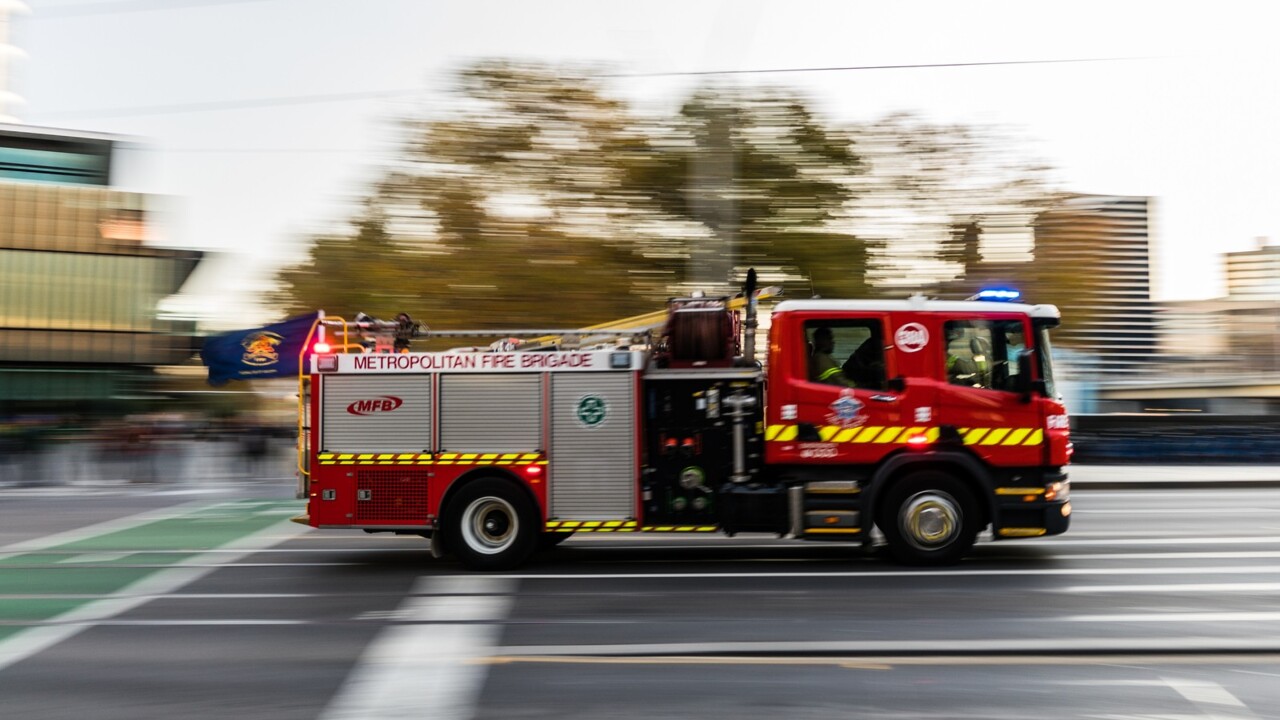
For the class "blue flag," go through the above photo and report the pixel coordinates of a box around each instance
[200,313,320,386]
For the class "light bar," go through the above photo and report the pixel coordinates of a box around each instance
[975,288,1021,302]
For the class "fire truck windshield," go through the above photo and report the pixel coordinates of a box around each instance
[1035,325,1058,398]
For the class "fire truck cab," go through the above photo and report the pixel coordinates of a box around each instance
[297,284,1070,570]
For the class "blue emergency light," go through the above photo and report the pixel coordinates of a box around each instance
[974,288,1021,302]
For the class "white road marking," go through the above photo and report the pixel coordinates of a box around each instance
[1051,551,1280,561]
[1061,583,1280,594]
[466,565,1280,581]
[1162,677,1256,719]
[1001,536,1280,545]
[493,637,1280,657]
[56,552,133,564]
[0,500,212,559]
[0,519,310,673]
[1067,612,1280,623]
[319,576,516,720]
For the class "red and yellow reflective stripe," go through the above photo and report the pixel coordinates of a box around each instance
[763,426,1045,446]
[317,452,546,466]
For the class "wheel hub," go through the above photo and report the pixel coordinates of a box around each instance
[900,491,961,550]
[463,497,518,554]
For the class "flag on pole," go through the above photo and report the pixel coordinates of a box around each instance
[200,313,320,386]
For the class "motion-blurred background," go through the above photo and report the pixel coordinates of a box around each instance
[3,0,1280,486]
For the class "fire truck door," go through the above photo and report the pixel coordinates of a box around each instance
[934,316,1043,466]
[773,315,910,464]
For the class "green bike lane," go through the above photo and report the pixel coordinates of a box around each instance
[0,500,307,654]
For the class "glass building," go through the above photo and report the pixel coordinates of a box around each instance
[0,124,201,412]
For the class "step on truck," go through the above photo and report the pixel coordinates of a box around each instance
[294,272,1071,569]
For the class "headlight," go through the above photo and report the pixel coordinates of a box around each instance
[1045,479,1069,501]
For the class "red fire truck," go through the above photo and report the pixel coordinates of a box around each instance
[295,275,1070,569]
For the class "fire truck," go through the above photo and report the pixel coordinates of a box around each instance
[294,273,1071,569]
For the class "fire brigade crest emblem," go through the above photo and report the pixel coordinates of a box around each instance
[576,395,608,427]
[826,389,866,428]
[241,331,284,367]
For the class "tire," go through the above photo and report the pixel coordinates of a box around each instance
[539,531,574,550]
[879,470,979,566]
[444,477,539,571]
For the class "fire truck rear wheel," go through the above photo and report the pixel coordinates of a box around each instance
[880,470,978,566]
[446,478,539,571]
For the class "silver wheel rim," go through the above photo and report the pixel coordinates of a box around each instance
[899,490,962,551]
[461,496,518,555]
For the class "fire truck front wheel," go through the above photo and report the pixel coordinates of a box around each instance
[880,471,979,566]
[445,478,539,571]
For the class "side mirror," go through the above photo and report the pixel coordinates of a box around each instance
[887,376,906,393]
[1014,349,1041,401]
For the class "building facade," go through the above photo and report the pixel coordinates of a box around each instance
[1225,240,1280,301]
[0,124,201,413]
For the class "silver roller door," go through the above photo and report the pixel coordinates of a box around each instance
[439,374,542,452]
[322,375,431,453]
[550,373,636,518]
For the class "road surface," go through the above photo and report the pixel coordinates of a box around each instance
[0,479,1278,719]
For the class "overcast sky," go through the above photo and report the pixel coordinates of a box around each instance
[10,0,1280,322]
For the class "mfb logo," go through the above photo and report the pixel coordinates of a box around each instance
[346,396,403,416]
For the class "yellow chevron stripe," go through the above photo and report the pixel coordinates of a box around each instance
[776,426,798,442]
[925,427,941,442]
[874,427,902,443]
[855,426,883,443]
[765,425,782,441]
[834,427,860,443]
[1003,428,1032,445]
[819,425,840,441]
[964,428,988,445]
[897,427,925,443]
[982,428,1011,445]
[1024,429,1044,445]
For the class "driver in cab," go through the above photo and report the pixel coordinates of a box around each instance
[809,327,856,387]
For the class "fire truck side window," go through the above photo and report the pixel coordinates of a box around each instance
[803,320,886,390]
[944,319,1025,392]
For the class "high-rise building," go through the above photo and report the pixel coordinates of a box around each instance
[1225,239,1280,301]
[0,124,202,413]
[1029,194,1158,376]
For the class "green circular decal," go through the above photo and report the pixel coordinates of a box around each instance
[576,395,608,427]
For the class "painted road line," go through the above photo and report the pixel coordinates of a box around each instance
[0,519,309,671]
[997,536,1280,545]
[1162,677,1257,719]
[0,500,211,559]
[456,565,1280,581]
[0,501,308,670]
[1060,582,1280,593]
[487,653,1280,668]
[1050,551,1280,561]
[1066,612,1280,623]
[319,576,516,720]
[490,637,1280,657]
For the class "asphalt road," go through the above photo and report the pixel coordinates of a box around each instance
[1,477,1279,719]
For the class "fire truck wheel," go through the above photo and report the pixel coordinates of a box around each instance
[445,478,539,571]
[880,471,978,566]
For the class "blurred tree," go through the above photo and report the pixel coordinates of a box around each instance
[845,113,1055,290]
[274,64,1056,330]
[619,90,870,299]
[276,63,673,329]
[939,220,983,278]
